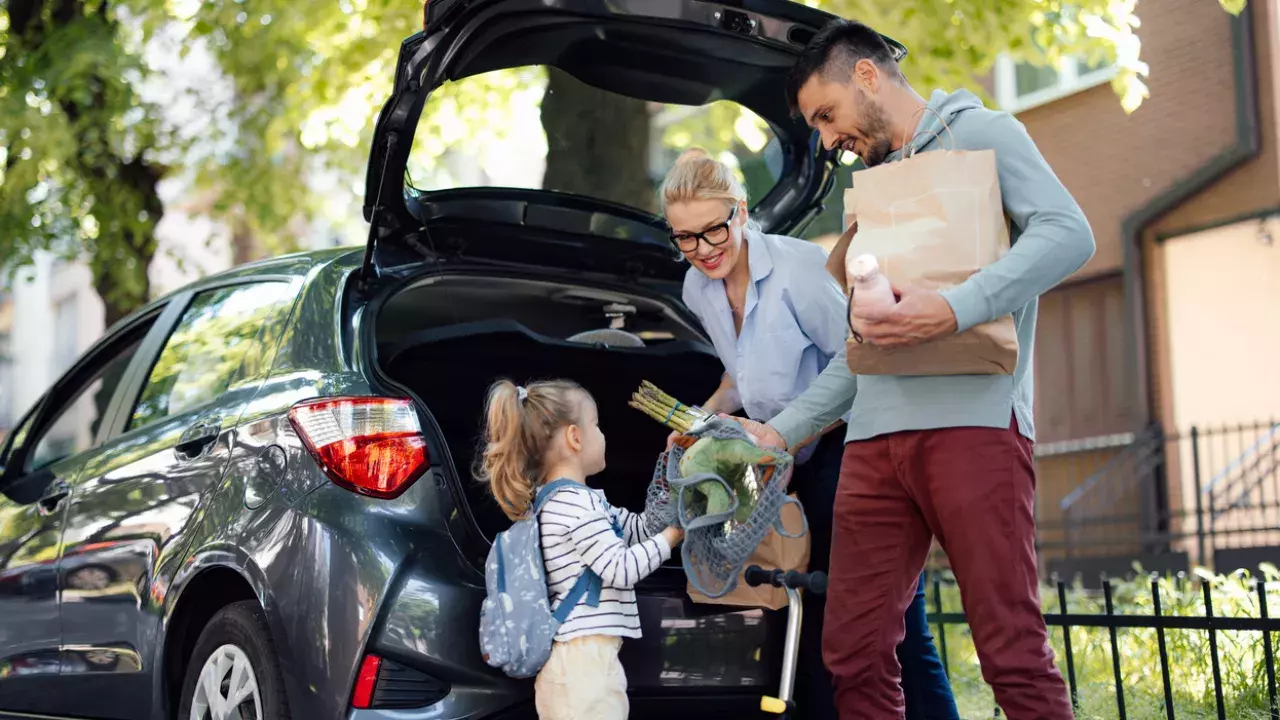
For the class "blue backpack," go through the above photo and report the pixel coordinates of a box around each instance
[479,479,617,679]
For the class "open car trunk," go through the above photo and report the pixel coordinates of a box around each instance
[373,270,787,704]
[376,272,724,545]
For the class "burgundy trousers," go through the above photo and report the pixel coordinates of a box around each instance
[823,417,1074,719]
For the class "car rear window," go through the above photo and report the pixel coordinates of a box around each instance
[402,65,784,216]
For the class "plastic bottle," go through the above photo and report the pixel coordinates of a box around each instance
[847,254,897,313]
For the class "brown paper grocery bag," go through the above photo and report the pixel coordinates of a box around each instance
[686,494,810,611]
[830,144,1020,376]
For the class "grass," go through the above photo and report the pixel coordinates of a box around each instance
[931,564,1280,719]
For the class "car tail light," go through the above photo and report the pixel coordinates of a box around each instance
[351,653,451,709]
[288,397,429,499]
[352,654,382,709]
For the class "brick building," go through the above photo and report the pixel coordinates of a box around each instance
[990,0,1279,578]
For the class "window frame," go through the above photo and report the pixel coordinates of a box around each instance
[116,276,301,436]
[0,304,171,487]
[993,53,1118,114]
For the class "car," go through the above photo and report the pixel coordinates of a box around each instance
[0,1,906,718]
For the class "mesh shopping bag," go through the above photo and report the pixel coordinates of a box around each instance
[644,415,807,599]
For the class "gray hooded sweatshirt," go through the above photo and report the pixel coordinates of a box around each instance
[769,89,1096,446]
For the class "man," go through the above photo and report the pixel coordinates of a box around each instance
[733,19,1094,720]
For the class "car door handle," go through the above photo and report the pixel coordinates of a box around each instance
[38,481,71,516]
[175,418,222,461]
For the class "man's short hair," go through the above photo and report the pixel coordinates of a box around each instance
[786,19,904,114]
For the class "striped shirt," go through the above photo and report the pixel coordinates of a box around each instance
[538,484,672,641]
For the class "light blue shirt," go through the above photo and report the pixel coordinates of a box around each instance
[681,230,850,460]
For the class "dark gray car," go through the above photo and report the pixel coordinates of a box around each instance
[0,1,903,718]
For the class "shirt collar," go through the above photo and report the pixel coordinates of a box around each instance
[701,228,773,319]
[746,228,774,285]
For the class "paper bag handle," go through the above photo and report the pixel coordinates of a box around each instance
[901,106,956,159]
[846,289,864,344]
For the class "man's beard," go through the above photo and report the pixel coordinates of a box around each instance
[857,98,894,167]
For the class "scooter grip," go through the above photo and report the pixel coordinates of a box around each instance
[744,565,779,588]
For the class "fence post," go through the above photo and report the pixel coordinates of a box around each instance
[1192,426,1206,566]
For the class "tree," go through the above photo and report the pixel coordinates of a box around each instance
[1,0,167,328]
[177,0,1250,246]
[542,68,654,212]
[0,0,1249,327]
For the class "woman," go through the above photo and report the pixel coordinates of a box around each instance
[660,148,958,719]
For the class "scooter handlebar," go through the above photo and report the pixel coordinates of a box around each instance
[744,565,828,595]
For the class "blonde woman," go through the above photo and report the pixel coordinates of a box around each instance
[660,149,958,720]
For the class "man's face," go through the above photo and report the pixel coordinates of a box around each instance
[796,67,895,167]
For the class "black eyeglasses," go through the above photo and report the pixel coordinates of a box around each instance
[669,206,737,254]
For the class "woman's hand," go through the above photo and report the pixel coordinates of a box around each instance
[665,430,681,451]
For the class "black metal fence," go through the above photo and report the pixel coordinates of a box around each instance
[926,572,1280,719]
[1032,421,1280,580]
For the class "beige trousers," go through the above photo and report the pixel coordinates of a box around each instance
[534,635,629,720]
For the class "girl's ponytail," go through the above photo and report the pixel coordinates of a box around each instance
[476,378,588,521]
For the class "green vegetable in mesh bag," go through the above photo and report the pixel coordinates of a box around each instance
[677,436,768,525]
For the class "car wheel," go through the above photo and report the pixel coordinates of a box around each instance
[177,600,291,720]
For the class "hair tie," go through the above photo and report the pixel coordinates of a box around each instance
[516,386,529,404]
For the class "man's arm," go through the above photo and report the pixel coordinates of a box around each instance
[765,345,857,450]
[939,112,1096,332]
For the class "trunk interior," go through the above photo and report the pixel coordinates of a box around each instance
[375,272,725,546]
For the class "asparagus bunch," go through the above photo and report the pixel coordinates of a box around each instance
[629,381,710,433]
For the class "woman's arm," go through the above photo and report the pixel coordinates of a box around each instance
[701,373,742,415]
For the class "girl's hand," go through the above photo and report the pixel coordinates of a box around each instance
[662,526,685,547]
[665,430,681,450]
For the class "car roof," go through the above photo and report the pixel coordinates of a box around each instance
[103,246,365,338]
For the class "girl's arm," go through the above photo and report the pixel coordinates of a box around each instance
[612,506,669,545]
[554,491,676,589]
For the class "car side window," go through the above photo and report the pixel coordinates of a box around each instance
[23,337,144,473]
[0,401,40,471]
[128,282,296,430]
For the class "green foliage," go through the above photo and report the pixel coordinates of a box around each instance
[935,564,1280,719]
[0,1,166,323]
[0,0,1248,324]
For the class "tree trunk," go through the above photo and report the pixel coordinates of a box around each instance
[13,0,164,333]
[540,68,655,212]
[230,215,264,266]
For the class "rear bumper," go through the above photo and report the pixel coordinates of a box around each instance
[370,564,785,718]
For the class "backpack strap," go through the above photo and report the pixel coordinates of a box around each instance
[493,534,508,593]
[552,569,602,623]
[535,480,607,623]
[533,478,583,514]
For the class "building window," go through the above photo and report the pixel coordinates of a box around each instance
[994,53,1116,113]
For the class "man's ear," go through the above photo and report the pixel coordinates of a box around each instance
[855,58,878,92]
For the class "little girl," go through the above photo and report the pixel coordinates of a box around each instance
[478,378,684,720]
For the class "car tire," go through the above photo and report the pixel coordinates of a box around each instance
[177,600,292,720]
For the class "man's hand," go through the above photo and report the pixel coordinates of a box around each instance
[718,414,786,451]
[852,283,958,349]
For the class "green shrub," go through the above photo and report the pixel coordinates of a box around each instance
[928,564,1280,719]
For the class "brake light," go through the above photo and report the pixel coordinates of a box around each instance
[288,397,429,499]
[352,654,383,709]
